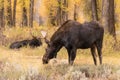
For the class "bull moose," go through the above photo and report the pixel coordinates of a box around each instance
[42,20,104,65]
[10,36,42,49]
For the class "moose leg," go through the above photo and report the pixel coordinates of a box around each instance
[91,45,97,65]
[54,45,62,58]
[96,41,102,65]
[67,47,76,65]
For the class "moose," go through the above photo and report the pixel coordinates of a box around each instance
[42,20,104,65]
[9,36,42,49]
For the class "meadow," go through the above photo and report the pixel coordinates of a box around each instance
[0,26,120,80]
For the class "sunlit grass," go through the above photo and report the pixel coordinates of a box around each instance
[1,26,120,79]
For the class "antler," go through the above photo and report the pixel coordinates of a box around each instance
[40,30,50,44]
[29,29,36,38]
[40,30,47,38]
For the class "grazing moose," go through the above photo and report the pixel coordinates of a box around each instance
[42,20,104,65]
[9,36,42,49]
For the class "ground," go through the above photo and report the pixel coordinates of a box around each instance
[0,27,120,80]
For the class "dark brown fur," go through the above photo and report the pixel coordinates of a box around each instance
[42,20,104,65]
[10,37,42,49]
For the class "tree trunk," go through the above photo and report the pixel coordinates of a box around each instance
[29,0,34,27]
[102,0,116,37]
[49,5,56,26]
[62,0,68,23]
[47,0,68,26]
[0,0,4,28]
[22,0,28,27]
[102,0,109,32]
[55,0,68,26]
[74,4,78,21]
[13,0,17,27]
[109,0,116,37]
[6,0,12,27]
[56,0,62,26]
[91,0,98,21]
[34,0,41,25]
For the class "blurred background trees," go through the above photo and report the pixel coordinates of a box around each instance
[6,0,12,27]
[13,0,17,27]
[21,0,28,27]
[102,0,116,37]
[0,0,119,37]
[29,0,34,27]
[91,0,98,21]
[0,0,4,28]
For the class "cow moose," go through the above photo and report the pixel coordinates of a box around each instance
[9,36,42,49]
[42,20,104,65]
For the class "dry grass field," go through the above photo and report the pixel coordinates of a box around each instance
[0,26,120,80]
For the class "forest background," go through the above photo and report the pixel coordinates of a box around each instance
[0,0,120,80]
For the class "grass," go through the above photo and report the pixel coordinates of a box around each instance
[0,26,120,79]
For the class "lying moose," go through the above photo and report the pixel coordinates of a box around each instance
[9,36,42,49]
[42,20,104,65]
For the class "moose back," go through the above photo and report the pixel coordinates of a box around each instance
[42,20,104,65]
